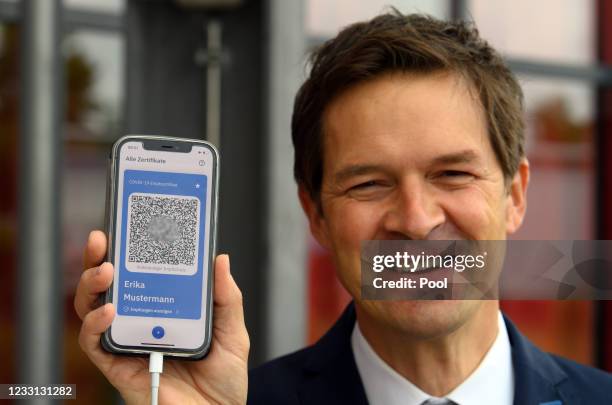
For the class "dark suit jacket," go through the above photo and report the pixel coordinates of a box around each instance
[248,303,612,405]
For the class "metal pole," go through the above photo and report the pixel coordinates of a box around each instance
[206,19,222,147]
[17,0,63,398]
[265,0,307,360]
[450,0,468,21]
[595,0,612,372]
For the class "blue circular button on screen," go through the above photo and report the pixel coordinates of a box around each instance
[152,326,165,339]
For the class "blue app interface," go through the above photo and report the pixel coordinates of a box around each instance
[118,169,207,319]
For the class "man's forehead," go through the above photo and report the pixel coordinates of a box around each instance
[320,72,491,169]
[323,70,481,118]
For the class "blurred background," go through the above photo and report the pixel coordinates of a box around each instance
[1,0,611,403]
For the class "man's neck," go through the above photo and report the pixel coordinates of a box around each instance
[355,301,500,397]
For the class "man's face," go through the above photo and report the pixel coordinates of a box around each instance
[300,71,528,338]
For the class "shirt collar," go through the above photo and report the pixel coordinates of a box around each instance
[351,311,514,405]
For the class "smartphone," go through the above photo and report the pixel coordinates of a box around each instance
[102,135,219,359]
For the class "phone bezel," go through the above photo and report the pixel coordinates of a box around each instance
[101,135,219,359]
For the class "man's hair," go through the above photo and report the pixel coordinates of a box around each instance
[292,11,525,203]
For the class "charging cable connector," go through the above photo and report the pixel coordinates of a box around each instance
[149,352,164,405]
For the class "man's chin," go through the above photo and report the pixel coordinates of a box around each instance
[358,299,482,340]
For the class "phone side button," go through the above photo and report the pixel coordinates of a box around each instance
[152,326,165,339]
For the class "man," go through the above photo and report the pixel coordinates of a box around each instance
[75,11,611,405]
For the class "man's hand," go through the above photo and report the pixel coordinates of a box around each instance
[74,230,249,405]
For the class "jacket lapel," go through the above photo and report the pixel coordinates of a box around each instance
[505,316,578,405]
[297,305,579,405]
[297,303,368,405]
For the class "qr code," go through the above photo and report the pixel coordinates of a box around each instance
[127,194,199,266]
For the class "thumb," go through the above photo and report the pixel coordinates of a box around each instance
[212,254,249,359]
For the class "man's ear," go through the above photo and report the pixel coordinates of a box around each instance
[298,185,331,249]
[506,158,530,234]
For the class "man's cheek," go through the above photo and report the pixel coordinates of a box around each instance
[329,210,368,245]
[333,251,362,296]
[445,194,500,235]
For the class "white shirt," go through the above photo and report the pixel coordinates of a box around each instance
[351,312,514,405]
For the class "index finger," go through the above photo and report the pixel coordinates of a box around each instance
[83,230,108,270]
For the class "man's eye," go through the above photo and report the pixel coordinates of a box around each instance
[442,171,471,177]
[437,171,475,183]
[346,180,392,199]
[350,181,379,190]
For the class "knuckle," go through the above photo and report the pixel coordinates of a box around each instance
[77,324,87,350]
[232,284,244,305]
[243,331,251,351]
[234,289,244,306]
[79,266,95,288]
[73,296,82,319]
[79,266,90,282]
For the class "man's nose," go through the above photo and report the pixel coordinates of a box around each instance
[381,178,444,239]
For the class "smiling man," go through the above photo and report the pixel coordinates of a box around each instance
[75,10,612,405]
[247,11,611,405]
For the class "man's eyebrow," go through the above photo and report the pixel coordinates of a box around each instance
[333,164,386,184]
[431,150,482,165]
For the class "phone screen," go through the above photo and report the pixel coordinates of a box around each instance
[108,139,216,352]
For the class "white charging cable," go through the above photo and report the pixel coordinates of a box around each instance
[149,352,164,405]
